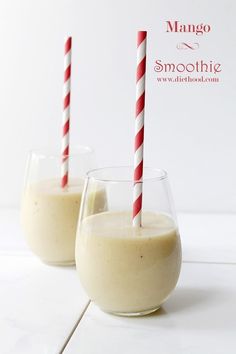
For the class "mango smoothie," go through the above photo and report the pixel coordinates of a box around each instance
[76,211,181,315]
[21,178,107,265]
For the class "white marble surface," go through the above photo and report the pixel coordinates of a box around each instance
[0,209,89,354]
[64,262,236,354]
[0,255,89,354]
[0,208,236,354]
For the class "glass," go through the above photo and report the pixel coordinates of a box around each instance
[76,166,182,316]
[21,146,103,266]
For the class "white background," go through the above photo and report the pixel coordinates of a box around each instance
[0,0,235,212]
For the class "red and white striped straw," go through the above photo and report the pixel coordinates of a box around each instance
[61,36,72,188]
[132,31,147,227]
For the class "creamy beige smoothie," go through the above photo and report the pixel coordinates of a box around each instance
[76,211,181,314]
[21,178,107,265]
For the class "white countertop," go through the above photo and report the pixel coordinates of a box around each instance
[0,208,236,354]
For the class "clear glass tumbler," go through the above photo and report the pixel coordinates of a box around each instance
[76,166,182,316]
[21,146,106,266]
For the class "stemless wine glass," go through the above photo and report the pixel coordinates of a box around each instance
[76,166,182,316]
[21,146,106,266]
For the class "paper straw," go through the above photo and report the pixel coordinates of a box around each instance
[61,36,72,188]
[132,31,147,227]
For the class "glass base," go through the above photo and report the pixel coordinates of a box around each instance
[41,259,75,267]
[103,306,161,317]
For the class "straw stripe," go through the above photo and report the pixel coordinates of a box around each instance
[134,145,144,168]
[137,31,147,46]
[133,31,147,227]
[61,36,72,188]
[136,92,145,116]
[64,65,71,82]
[135,111,145,133]
[133,188,142,215]
[134,126,144,150]
[63,93,70,109]
[63,78,71,96]
[62,145,69,156]
[61,174,68,188]
[136,58,146,81]
[134,161,143,181]
[136,75,145,98]
[63,120,70,135]
[64,37,72,53]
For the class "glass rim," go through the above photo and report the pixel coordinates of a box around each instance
[87,166,168,183]
[28,145,94,159]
